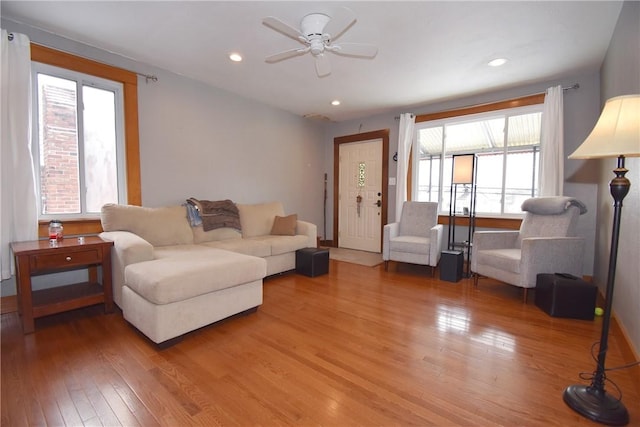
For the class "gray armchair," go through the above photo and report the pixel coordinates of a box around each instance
[471,196,587,302]
[383,201,443,276]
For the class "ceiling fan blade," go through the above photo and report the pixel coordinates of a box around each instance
[265,47,309,63]
[315,54,331,77]
[330,42,378,58]
[263,16,304,41]
[323,7,356,42]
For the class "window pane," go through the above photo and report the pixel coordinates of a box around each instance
[504,150,538,213]
[446,118,504,153]
[83,85,118,213]
[507,112,541,147]
[418,126,443,156]
[475,153,504,214]
[417,157,440,202]
[36,73,80,215]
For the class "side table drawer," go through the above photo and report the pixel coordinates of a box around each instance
[31,248,102,271]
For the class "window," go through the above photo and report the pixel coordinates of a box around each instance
[32,63,126,217]
[413,103,543,215]
[28,44,140,238]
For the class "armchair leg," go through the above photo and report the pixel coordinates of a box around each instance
[431,266,436,277]
[523,288,528,303]
[473,273,479,287]
[384,261,389,271]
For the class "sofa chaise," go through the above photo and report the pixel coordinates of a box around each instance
[99,201,317,345]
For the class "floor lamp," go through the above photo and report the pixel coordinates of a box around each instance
[563,94,639,426]
[448,154,477,277]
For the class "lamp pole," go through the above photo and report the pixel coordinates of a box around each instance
[563,155,630,426]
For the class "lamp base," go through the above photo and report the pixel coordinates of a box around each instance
[563,384,629,426]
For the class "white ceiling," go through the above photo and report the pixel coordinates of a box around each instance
[1,1,623,122]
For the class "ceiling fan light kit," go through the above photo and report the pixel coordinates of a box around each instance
[263,7,378,77]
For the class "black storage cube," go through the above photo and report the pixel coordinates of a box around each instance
[440,250,463,282]
[535,273,597,320]
[296,247,329,277]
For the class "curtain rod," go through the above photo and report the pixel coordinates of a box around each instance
[137,73,158,83]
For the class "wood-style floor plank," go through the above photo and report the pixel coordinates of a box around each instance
[2,259,639,426]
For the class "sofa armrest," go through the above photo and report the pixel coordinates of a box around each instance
[99,231,155,307]
[471,230,519,271]
[430,224,444,266]
[296,220,318,248]
[519,237,585,287]
[383,222,400,261]
[100,231,154,265]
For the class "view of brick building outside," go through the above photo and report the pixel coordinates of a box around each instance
[39,83,80,214]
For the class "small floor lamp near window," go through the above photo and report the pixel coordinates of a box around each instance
[448,154,477,277]
[563,94,639,426]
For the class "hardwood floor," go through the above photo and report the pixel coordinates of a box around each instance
[2,260,639,426]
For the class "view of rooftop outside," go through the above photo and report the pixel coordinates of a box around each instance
[36,72,119,216]
[415,109,542,215]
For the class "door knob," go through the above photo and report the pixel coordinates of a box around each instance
[374,200,382,207]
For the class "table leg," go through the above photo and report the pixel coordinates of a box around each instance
[102,250,114,313]
[15,254,34,333]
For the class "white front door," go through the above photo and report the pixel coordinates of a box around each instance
[338,139,383,252]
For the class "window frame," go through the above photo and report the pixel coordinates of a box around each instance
[30,44,141,237]
[410,94,545,222]
[32,62,127,219]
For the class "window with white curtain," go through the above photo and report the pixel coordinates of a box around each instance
[413,104,543,215]
[31,62,126,218]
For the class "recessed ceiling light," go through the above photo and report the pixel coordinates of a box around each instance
[488,58,508,67]
[331,100,341,106]
[229,53,243,62]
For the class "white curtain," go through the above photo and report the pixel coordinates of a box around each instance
[539,85,564,196]
[1,29,38,280]
[395,113,415,221]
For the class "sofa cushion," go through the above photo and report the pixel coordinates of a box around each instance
[124,249,266,305]
[202,239,272,258]
[191,225,242,244]
[265,235,309,256]
[237,202,285,238]
[271,214,298,236]
[101,204,193,247]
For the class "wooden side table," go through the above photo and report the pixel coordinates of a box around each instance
[10,236,114,333]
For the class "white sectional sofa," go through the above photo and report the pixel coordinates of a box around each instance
[99,201,317,345]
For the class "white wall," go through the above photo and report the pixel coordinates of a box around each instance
[324,72,603,275]
[597,0,640,357]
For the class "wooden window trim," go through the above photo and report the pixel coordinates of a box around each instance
[409,93,545,227]
[415,93,545,123]
[31,44,141,237]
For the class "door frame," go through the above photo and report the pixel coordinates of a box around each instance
[333,129,389,250]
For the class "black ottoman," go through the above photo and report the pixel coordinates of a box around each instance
[535,273,597,320]
[440,250,463,282]
[296,247,329,277]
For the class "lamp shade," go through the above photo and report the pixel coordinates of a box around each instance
[452,154,475,184]
[569,94,640,159]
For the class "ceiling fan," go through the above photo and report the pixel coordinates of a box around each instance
[262,7,378,77]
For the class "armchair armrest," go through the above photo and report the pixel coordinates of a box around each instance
[296,220,318,248]
[383,222,400,260]
[519,237,585,287]
[430,224,444,266]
